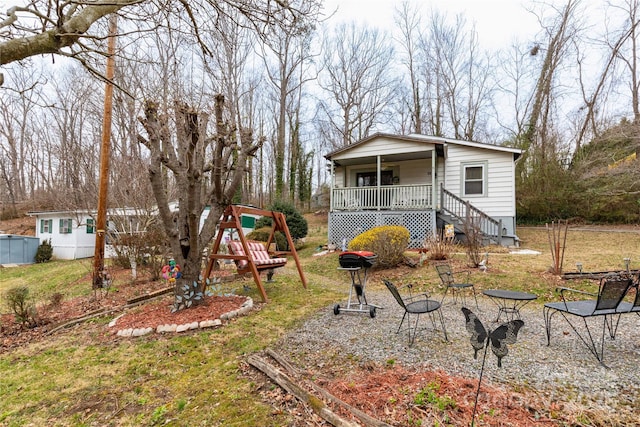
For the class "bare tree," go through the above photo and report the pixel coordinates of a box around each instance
[494,42,539,142]
[556,1,640,153]
[613,0,640,124]
[0,66,48,209]
[416,10,449,137]
[286,38,317,206]
[394,1,425,134]
[0,0,319,85]
[138,95,262,310]
[521,0,580,159]
[206,5,255,190]
[259,1,319,200]
[423,11,494,141]
[514,1,585,222]
[317,22,397,147]
[47,68,104,209]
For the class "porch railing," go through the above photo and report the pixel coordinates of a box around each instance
[331,184,432,211]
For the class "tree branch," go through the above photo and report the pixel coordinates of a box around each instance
[0,0,139,65]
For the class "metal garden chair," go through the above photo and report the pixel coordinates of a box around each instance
[435,263,478,308]
[383,279,448,345]
[618,271,640,316]
[543,274,634,366]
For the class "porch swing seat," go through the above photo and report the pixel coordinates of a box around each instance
[227,240,288,274]
[202,205,307,303]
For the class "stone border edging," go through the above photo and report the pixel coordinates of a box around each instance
[109,297,254,337]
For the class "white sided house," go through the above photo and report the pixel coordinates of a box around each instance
[325,133,523,249]
[29,210,98,260]
[29,207,153,260]
[28,205,262,260]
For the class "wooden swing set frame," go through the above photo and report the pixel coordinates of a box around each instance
[202,205,308,303]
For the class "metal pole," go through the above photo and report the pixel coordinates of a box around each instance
[92,15,117,289]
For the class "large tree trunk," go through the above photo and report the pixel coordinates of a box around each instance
[138,96,261,311]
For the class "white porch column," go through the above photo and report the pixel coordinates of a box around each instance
[329,161,335,211]
[432,152,436,209]
[377,155,381,210]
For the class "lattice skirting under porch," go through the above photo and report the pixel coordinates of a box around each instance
[328,210,435,249]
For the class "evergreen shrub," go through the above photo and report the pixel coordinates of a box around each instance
[246,227,288,251]
[255,200,308,242]
[35,239,53,263]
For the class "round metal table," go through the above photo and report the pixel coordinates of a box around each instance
[482,289,537,322]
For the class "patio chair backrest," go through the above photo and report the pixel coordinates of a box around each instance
[383,280,407,310]
[595,276,633,312]
[435,264,454,285]
[632,272,640,309]
[633,287,640,309]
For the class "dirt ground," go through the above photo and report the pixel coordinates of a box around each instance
[0,214,35,236]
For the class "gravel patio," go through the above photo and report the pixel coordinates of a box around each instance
[277,289,640,424]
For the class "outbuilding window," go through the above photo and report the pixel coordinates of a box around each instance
[86,218,95,234]
[40,219,53,234]
[59,218,73,234]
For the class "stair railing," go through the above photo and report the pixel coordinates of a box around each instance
[439,184,503,245]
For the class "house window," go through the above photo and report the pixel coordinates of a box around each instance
[59,218,73,234]
[463,163,486,196]
[40,219,53,234]
[86,218,95,234]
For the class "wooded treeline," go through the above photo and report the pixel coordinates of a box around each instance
[1,0,639,223]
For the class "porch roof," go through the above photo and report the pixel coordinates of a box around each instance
[324,133,523,164]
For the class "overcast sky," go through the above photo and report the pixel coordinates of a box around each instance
[321,0,543,50]
[1,0,554,51]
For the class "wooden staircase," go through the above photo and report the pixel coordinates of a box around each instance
[438,185,516,247]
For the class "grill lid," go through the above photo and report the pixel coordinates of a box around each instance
[339,251,377,268]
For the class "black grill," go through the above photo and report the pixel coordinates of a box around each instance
[338,251,377,269]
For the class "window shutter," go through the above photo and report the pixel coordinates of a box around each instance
[59,218,63,233]
[40,220,44,233]
[49,219,52,233]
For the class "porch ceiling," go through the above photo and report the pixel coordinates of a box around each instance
[332,151,433,166]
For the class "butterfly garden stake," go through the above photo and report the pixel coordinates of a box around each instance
[461,307,524,426]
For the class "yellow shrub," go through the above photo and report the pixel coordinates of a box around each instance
[348,225,410,268]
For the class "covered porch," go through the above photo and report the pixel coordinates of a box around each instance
[331,184,433,211]
[327,144,439,212]
[324,133,521,249]
[325,136,440,249]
